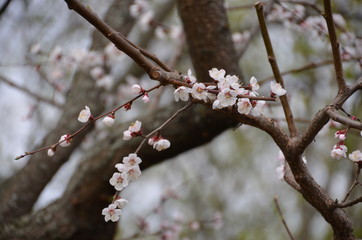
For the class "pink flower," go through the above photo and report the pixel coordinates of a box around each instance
[349,150,362,162]
[102,115,115,127]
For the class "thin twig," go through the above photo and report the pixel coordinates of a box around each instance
[255,2,298,137]
[274,196,296,240]
[15,84,163,160]
[342,166,361,203]
[323,0,346,91]
[134,102,194,154]
[0,75,63,108]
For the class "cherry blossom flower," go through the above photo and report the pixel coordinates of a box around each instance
[212,99,222,110]
[209,68,226,81]
[270,81,287,96]
[123,153,142,167]
[217,88,237,107]
[334,130,347,141]
[237,98,252,114]
[185,69,196,84]
[153,138,171,151]
[125,165,142,181]
[191,83,207,101]
[102,203,122,222]
[142,94,150,103]
[129,120,142,132]
[115,198,128,209]
[250,76,260,92]
[115,163,127,172]
[330,144,348,159]
[59,134,71,147]
[349,150,362,162]
[102,115,115,127]
[109,172,129,191]
[251,100,265,116]
[123,120,142,140]
[78,106,92,123]
[174,86,190,102]
[123,130,133,140]
[131,84,142,95]
[47,148,55,157]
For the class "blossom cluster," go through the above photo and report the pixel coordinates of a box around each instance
[330,127,362,164]
[174,68,286,116]
[102,153,143,222]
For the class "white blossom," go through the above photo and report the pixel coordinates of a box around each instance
[129,120,142,133]
[123,130,133,141]
[209,68,225,81]
[251,100,265,116]
[185,69,196,84]
[115,163,127,172]
[270,81,287,96]
[125,165,142,181]
[102,115,115,127]
[59,134,71,147]
[47,148,55,157]
[109,172,129,191]
[217,88,237,107]
[349,150,362,162]
[102,203,122,222]
[142,94,150,103]
[131,84,142,95]
[191,83,207,101]
[334,130,346,141]
[115,198,128,209]
[123,153,142,167]
[174,86,190,102]
[237,98,252,114]
[78,106,92,123]
[330,144,348,159]
[153,139,171,151]
[250,76,260,91]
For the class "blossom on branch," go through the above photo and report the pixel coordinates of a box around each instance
[191,83,207,101]
[78,106,92,123]
[270,81,286,96]
[237,98,252,115]
[174,86,190,102]
[123,153,142,167]
[153,138,171,151]
[102,115,115,127]
[102,203,122,222]
[349,150,362,163]
[109,172,129,191]
[123,120,142,140]
[330,144,348,159]
[59,134,71,147]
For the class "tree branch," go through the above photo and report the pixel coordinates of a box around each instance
[323,0,346,91]
[255,2,298,137]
